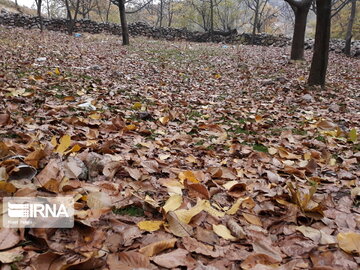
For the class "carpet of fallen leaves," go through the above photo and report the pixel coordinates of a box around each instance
[0,26,360,270]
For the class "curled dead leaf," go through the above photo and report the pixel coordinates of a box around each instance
[139,238,177,257]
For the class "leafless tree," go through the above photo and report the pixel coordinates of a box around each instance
[311,0,351,17]
[35,0,43,31]
[111,0,153,45]
[64,0,81,35]
[244,0,273,43]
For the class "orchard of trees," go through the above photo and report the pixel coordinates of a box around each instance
[27,0,358,86]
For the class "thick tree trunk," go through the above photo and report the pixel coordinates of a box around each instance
[118,0,129,45]
[308,0,331,86]
[344,0,356,56]
[290,5,310,60]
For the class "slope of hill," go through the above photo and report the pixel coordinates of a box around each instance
[0,0,36,15]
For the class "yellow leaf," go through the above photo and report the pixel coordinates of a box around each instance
[63,96,75,101]
[214,74,221,79]
[64,144,81,155]
[54,67,61,75]
[0,181,16,193]
[51,136,58,147]
[178,171,199,183]
[89,113,101,120]
[55,134,71,155]
[243,213,262,226]
[139,238,177,257]
[349,128,357,143]
[304,152,311,160]
[174,200,205,224]
[126,124,137,131]
[337,232,360,254]
[159,116,170,125]
[144,195,159,208]
[203,201,225,217]
[163,195,182,213]
[227,197,248,215]
[185,156,197,163]
[137,220,164,232]
[212,224,237,241]
[132,102,142,110]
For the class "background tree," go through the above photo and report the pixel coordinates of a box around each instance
[64,0,81,35]
[311,0,351,17]
[344,0,356,55]
[35,0,43,31]
[77,0,97,19]
[284,0,312,60]
[111,0,152,45]
[244,0,269,43]
[308,0,332,86]
[111,0,129,45]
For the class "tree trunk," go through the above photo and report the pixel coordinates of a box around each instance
[308,0,331,86]
[210,0,214,41]
[65,0,80,35]
[118,0,129,45]
[290,5,310,60]
[36,0,43,32]
[344,0,356,56]
[159,0,164,27]
[251,0,259,44]
[106,0,111,23]
[46,0,50,18]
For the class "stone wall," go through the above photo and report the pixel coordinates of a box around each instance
[0,9,292,46]
[0,9,359,56]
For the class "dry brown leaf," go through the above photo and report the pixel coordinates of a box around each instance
[0,228,20,250]
[153,248,191,268]
[0,247,24,264]
[124,167,142,180]
[226,218,246,239]
[185,181,210,199]
[166,211,194,237]
[139,238,177,257]
[243,213,262,226]
[252,240,282,262]
[241,253,280,270]
[296,226,335,244]
[108,251,150,270]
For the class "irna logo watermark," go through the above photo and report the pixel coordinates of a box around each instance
[2,197,74,228]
